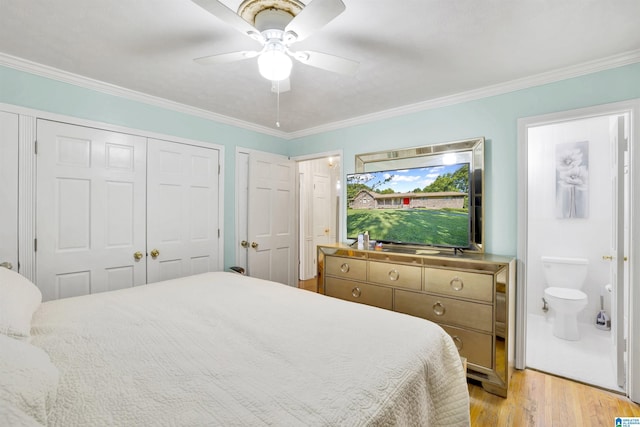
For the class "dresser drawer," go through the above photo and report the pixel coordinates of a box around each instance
[394,289,493,332]
[424,267,494,302]
[326,256,367,281]
[440,324,493,369]
[325,277,393,310]
[368,261,421,290]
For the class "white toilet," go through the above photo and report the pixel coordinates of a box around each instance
[542,256,589,341]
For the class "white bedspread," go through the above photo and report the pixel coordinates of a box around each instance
[30,272,470,426]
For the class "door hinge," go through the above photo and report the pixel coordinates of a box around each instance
[218,229,220,238]
[218,164,221,175]
[34,238,37,252]
[34,140,38,155]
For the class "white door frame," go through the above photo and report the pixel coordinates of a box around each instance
[236,149,343,283]
[516,99,640,402]
[293,150,343,279]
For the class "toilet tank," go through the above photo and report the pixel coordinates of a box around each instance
[541,256,588,289]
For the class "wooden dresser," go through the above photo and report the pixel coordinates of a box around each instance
[317,244,515,397]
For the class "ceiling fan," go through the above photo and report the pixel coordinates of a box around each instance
[191,0,359,87]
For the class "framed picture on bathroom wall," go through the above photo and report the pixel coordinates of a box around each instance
[555,141,589,219]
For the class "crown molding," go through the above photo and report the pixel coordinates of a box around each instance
[288,49,640,139]
[0,53,288,139]
[2,49,639,141]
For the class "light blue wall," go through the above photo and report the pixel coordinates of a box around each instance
[289,62,640,256]
[2,62,639,263]
[0,65,288,269]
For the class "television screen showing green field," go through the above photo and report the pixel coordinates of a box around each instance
[346,163,470,248]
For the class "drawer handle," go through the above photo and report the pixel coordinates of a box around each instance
[340,263,350,273]
[433,301,446,316]
[451,335,463,351]
[450,277,464,291]
[388,268,400,281]
[352,287,362,298]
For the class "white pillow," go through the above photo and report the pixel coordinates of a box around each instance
[0,268,42,339]
[0,334,59,425]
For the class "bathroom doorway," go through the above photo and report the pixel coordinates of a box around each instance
[517,100,639,401]
[296,152,342,281]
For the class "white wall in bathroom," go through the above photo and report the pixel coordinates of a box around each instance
[527,115,614,324]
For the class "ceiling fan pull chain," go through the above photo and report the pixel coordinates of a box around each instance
[275,80,281,128]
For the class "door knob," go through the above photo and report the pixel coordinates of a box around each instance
[133,251,143,261]
[150,249,160,259]
[0,261,13,270]
[603,255,628,261]
[241,240,249,248]
[251,242,258,249]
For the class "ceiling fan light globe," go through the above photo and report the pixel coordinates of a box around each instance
[258,50,292,81]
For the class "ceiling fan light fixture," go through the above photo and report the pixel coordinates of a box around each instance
[283,30,298,44]
[258,45,292,81]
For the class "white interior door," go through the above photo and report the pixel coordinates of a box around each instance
[36,120,147,300]
[146,138,220,283]
[299,169,313,280]
[0,111,19,271]
[313,173,333,248]
[248,151,296,286]
[235,150,249,271]
[610,115,627,388]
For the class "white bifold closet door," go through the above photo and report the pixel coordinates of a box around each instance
[36,121,220,301]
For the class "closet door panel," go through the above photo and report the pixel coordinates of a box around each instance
[36,120,147,301]
[146,139,220,284]
[0,111,19,271]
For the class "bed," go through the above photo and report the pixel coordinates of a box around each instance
[0,268,470,426]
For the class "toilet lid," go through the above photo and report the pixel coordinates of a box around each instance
[545,287,587,300]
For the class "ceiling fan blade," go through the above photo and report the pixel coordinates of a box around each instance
[194,50,259,65]
[271,78,290,93]
[293,50,358,76]
[192,0,263,41]
[284,0,346,42]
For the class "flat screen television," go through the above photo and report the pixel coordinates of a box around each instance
[346,162,471,249]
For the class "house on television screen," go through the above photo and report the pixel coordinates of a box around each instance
[350,190,466,210]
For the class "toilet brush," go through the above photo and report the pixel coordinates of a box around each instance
[596,295,611,331]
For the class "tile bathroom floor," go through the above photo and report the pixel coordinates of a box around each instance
[526,313,623,392]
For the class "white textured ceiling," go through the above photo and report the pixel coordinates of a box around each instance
[1,0,639,136]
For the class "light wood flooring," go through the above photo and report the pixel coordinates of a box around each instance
[469,369,639,426]
[299,278,319,292]
[298,278,640,425]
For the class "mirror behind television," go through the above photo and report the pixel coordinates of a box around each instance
[349,137,484,253]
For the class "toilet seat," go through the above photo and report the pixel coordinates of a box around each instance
[545,287,587,300]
